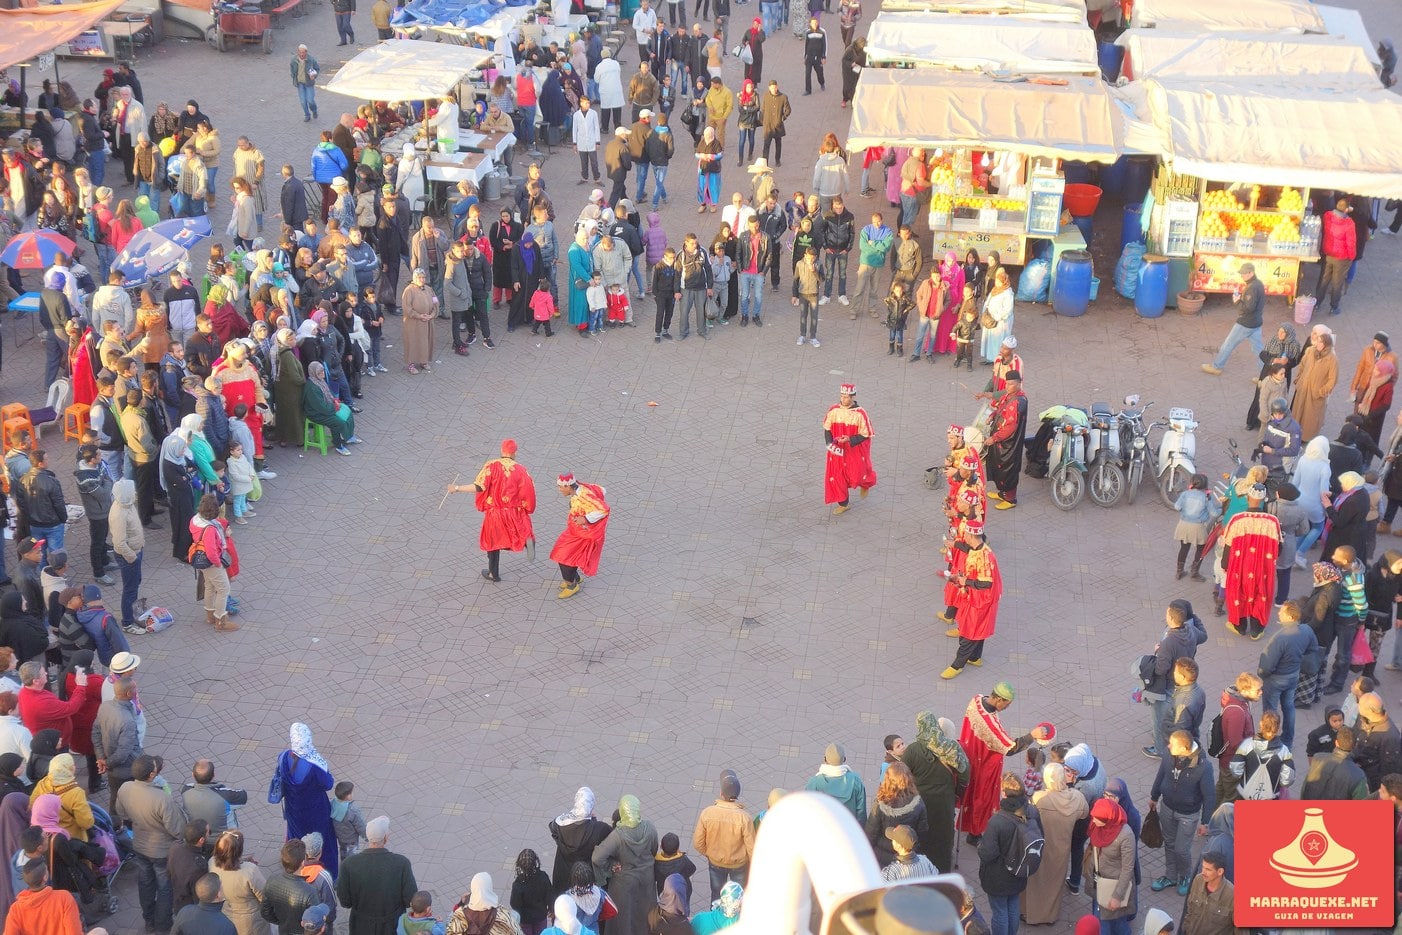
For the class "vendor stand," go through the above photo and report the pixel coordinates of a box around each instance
[864,13,1098,72]
[1128,0,1325,33]
[878,0,1089,23]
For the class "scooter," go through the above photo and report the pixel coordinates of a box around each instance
[1154,406,1199,509]
[1048,409,1091,511]
[1086,401,1125,508]
[1115,397,1154,506]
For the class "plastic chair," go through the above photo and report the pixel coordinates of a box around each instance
[303,419,328,455]
[30,379,69,439]
[63,402,92,442]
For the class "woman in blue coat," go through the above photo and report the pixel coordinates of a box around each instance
[278,722,338,877]
[567,227,594,334]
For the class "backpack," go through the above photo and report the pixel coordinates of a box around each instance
[1207,711,1228,758]
[83,209,104,246]
[1004,812,1045,878]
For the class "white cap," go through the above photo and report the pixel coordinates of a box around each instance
[614,126,629,137]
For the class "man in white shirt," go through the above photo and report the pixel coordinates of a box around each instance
[632,0,659,62]
[721,191,754,234]
[571,97,602,184]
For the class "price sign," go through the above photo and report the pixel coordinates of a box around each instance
[35,53,54,72]
[1191,253,1299,296]
[930,231,1024,265]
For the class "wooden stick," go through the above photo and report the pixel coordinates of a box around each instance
[438,472,461,511]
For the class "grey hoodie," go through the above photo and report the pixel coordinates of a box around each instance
[109,479,144,563]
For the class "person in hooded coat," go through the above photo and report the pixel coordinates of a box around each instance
[0,790,30,929]
[864,762,928,868]
[160,430,197,562]
[1101,778,1141,888]
[276,722,337,879]
[27,752,93,842]
[26,729,61,785]
[690,881,740,935]
[549,787,613,895]
[0,753,27,799]
[1025,763,1088,924]
[272,328,306,447]
[592,794,659,935]
[1196,802,1235,882]
[539,68,569,139]
[1081,797,1136,931]
[648,873,693,935]
[509,232,545,330]
[899,712,967,873]
[447,872,523,935]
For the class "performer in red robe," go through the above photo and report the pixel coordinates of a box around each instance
[943,424,985,504]
[983,371,1028,510]
[939,498,979,629]
[549,472,610,599]
[942,521,1002,678]
[212,341,269,469]
[824,383,877,514]
[70,326,99,408]
[1221,483,1282,639]
[447,439,537,582]
[957,683,1046,841]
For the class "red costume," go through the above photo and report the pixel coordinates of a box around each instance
[70,330,98,408]
[1222,509,1281,634]
[473,455,536,551]
[954,541,1001,641]
[823,388,877,505]
[213,353,267,458]
[958,694,1026,836]
[991,352,1025,393]
[549,480,610,576]
[942,514,974,609]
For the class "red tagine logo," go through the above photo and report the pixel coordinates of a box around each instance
[1236,800,1394,927]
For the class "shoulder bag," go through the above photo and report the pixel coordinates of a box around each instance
[1093,848,1128,910]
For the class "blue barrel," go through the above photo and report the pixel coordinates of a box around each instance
[1098,155,1130,197]
[1135,254,1170,318]
[1053,250,1093,317]
[1071,214,1094,248]
[1063,161,1092,185]
[1121,203,1145,254]
[1124,156,1154,202]
[1098,42,1125,82]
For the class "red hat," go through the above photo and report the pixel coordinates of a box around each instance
[960,452,980,470]
[965,519,985,534]
[960,487,980,505]
[501,439,518,456]
[753,16,762,25]
[948,424,964,435]
[557,473,575,486]
[839,383,856,395]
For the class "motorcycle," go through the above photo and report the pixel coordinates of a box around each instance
[1048,409,1091,511]
[1115,396,1154,506]
[1086,401,1125,508]
[1154,406,1199,509]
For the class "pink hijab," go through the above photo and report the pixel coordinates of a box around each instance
[32,793,67,838]
[941,250,966,299]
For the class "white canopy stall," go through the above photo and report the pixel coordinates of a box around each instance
[864,13,1098,72]
[323,38,495,101]
[878,0,1087,23]
[1129,0,1324,33]
[1116,29,1379,88]
[1315,4,1382,66]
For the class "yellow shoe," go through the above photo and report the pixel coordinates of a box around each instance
[557,581,581,599]
[968,659,983,666]
[940,666,962,679]
[988,490,1003,502]
[832,504,850,515]
[945,627,960,637]
[936,610,954,623]
[995,499,1017,510]
[859,486,869,500]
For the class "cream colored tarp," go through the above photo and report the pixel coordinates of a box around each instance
[1130,0,1324,33]
[1145,78,1402,199]
[1316,4,1382,66]
[879,0,1087,23]
[1107,82,1168,156]
[324,39,495,100]
[865,13,1098,72]
[1116,29,1379,89]
[0,0,126,71]
[846,70,1121,162]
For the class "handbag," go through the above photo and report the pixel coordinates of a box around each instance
[267,760,283,804]
[600,893,618,922]
[1352,625,1375,665]
[1140,807,1163,849]
[1093,849,1127,909]
[980,307,997,329]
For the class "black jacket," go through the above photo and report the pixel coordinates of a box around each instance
[737,230,773,272]
[19,467,65,526]
[977,798,1039,897]
[1149,744,1215,822]
[803,27,827,62]
[820,209,854,251]
[168,841,209,913]
[644,129,674,166]
[1301,748,1370,800]
[1355,717,1402,790]
[172,902,237,935]
[260,869,318,935]
[281,177,310,231]
[652,262,679,297]
[676,247,713,291]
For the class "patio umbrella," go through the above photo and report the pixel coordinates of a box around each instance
[145,216,212,250]
[0,230,77,269]
[113,228,198,287]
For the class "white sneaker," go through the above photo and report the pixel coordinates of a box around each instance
[796,336,806,346]
[818,296,831,305]
[257,470,277,480]
[376,364,389,373]
[1294,554,1308,569]
[838,295,850,306]
[364,369,376,378]
[810,338,821,348]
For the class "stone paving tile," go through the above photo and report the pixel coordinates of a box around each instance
[13,2,1402,931]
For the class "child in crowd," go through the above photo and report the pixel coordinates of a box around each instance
[360,285,387,375]
[883,281,911,358]
[510,848,552,935]
[652,247,678,342]
[952,285,978,370]
[652,833,697,902]
[792,246,823,348]
[332,780,367,861]
[530,283,556,337]
[586,271,607,336]
[879,734,905,779]
[784,190,808,252]
[225,441,256,525]
[1172,473,1220,581]
[708,242,732,322]
[1023,745,1045,797]
[396,890,446,935]
[606,282,631,327]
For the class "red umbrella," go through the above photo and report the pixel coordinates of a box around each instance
[0,230,78,270]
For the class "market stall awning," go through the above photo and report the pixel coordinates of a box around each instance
[1315,4,1382,66]
[1116,29,1380,89]
[846,70,1121,162]
[1145,78,1402,199]
[1129,0,1324,33]
[878,0,1087,23]
[0,0,126,71]
[323,39,496,101]
[864,13,1098,72]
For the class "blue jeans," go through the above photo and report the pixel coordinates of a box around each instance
[1261,672,1300,748]
[87,149,106,188]
[118,550,142,627]
[1211,322,1264,369]
[900,193,921,228]
[132,852,173,930]
[635,162,651,201]
[738,127,756,163]
[137,179,161,215]
[629,255,645,297]
[29,523,64,561]
[94,242,116,283]
[739,271,764,319]
[1094,910,1130,935]
[651,165,669,206]
[988,892,1020,935]
[707,862,746,904]
[296,83,318,119]
[335,10,354,41]
[1298,519,1324,556]
[518,104,537,147]
[822,250,847,297]
[911,317,934,356]
[761,0,779,33]
[1149,696,1170,757]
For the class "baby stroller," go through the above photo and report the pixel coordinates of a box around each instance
[87,802,135,918]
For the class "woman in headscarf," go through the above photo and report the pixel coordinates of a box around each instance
[549,787,613,894]
[1322,470,1370,561]
[542,894,584,935]
[69,320,99,408]
[898,711,967,873]
[58,649,103,791]
[26,729,61,785]
[160,430,197,562]
[735,80,759,168]
[509,232,544,331]
[447,872,525,935]
[649,873,693,935]
[560,64,585,114]
[206,284,250,347]
[1081,797,1135,935]
[214,339,270,470]
[1292,435,1333,562]
[864,762,927,868]
[592,794,659,935]
[1358,358,1396,446]
[931,251,964,355]
[539,66,569,139]
[32,792,95,903]
[276,723,337,878]
[400,267,437,374]
[1246,323,1305,430]
[211,829,271,935]
[1292,328,1339,441]
[690,881,741,935]
[302,361,358,455]
[179,413,219,486]
[1297,561,1344,706]
[273,327,307,447]
[1101,778,1141,887]
[0,754,26,799]
[979,266,1014,364]
[27,753,93,842]
[695,126,723,213]
[395,142,426,214]
[0,791,30,928]
[1025,762,1089,924]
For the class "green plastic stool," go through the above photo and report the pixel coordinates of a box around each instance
[303,420,329,455]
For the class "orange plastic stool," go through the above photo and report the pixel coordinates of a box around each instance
[2,415,34,452]
[0,403,29,426]
[63,403,91,442]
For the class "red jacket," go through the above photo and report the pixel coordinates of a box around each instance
[1216,688,1255,772]
[17,683,88,750]
[1322,210,1357,260]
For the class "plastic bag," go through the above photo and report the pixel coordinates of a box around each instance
[138,606,175,633]
[1015,258,1050,303]
[1115,241,1146,300]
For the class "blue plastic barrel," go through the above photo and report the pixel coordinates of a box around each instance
[1121,203,1145,254]
[1053,250,1093,317]
[1071,214,1094,248]
[1099,156,1130,197]
[1098,42,1125,82]
[1124,156,1154,202]
[1135,254,1170,318]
